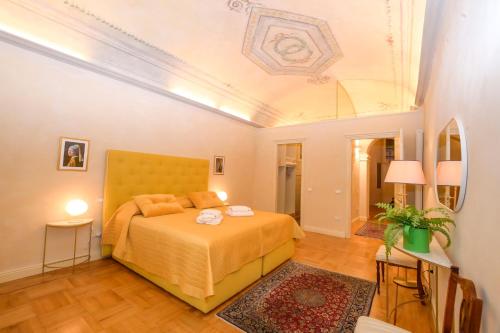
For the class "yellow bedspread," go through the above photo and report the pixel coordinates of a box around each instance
[102,203,304,299]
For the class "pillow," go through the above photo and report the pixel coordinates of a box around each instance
[188,191,224,209]
[176,195,194,208]
[134,194,184,217]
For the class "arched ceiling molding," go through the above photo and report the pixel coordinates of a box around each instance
[0,0,427,127]
[0,0,294,127]
[339,79,418,117]
[415,0,446,106]
[337,81,357,119]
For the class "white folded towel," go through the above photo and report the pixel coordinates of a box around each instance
[227,205,252,212]
[199,209,222,219]
[226,210,255,217]
[201,209,222,215]
[196,215,223,225]
[205,217,223,225]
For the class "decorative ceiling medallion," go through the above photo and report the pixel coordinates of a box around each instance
[308,75,331,85]
[226,0,262,14]
[242,7,343,77]
[377,102,398,112]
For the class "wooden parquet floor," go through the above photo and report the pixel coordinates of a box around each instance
[0,230,433,332]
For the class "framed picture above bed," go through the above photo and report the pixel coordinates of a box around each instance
[57,137,90,171]
[214,156,225,175]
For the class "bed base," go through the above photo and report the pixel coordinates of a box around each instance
[112,239,295,313]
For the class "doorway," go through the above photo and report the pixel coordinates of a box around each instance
[348,135,400,236]
[276,143,302,224]
[368,138,396,215]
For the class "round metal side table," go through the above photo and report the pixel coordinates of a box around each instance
[42,218,93,273]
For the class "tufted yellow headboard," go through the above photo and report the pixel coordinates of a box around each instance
[103,150,209,223]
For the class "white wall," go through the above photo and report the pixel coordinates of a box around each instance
[422,1,500,331]
[253,111,423,237]
[0,41,257,281]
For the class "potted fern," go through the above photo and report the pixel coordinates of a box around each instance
[376,203,455,255]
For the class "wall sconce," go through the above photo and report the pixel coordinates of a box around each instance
[354,140,361,161]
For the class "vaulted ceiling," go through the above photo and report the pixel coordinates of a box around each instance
[0,0,426,127]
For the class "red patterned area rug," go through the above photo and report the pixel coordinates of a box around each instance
[217,261,376,333]
[355,221,386,240]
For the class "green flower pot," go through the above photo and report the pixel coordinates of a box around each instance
[403,226,430,253]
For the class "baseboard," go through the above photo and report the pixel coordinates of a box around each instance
[302,225,346,238]
[0,264,42,284]
[0,251,103,284]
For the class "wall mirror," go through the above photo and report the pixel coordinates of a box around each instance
[435,118,468,212]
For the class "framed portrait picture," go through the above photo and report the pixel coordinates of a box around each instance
[58,137,90,171]
[214,156,225,175]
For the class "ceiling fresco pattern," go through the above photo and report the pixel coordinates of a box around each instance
[0,0,427,127]
[242,7,343,82]
[226,0,263,14]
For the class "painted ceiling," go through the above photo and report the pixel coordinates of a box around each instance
[0,0,427,127]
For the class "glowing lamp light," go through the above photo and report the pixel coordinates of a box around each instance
[65,199,88,217]
[170,88,216,108]
[217,191,228,202]
[354,140,361,161]
[219,106,251,121]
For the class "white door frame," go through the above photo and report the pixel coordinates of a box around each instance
[344,131,401,238]
[415,129,424,210]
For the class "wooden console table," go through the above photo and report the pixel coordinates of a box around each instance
[386,236,452,332]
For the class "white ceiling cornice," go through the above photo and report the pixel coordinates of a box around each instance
[0,29,266,128]
[1,0,426,126]
[2,0,296,127]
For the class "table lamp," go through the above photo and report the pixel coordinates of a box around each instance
[385,160,426,207]
[437,160,461,208]
[65,199,88,218]
[217,191,228,203]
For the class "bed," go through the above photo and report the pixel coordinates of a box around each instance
[101,150,304,313]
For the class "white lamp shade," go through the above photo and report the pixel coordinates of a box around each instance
[217,191,228,202]
[65,199,88,216]
[385,160,426,185]
[437,161,462,186]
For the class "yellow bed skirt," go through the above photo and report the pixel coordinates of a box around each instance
[262,239,295,275]
[111,239,295,313]
[114,255,262,313]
